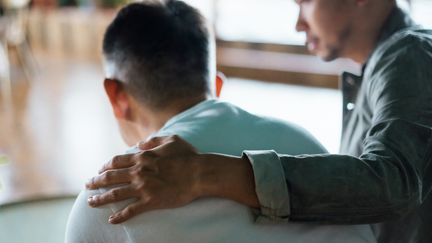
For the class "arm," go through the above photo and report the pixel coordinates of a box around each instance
[86,39,432,225]
[85,115,431,224]
[246,121,431,224]
[86,121,429,225]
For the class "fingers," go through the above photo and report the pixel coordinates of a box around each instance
[139,135,196,157]
[99,153,136,174]
[138,136,173,150]
[86,168,132,189]
[108,200,155,224]
[88,185,137,208]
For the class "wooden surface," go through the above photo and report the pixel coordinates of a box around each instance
[0,54,127,205]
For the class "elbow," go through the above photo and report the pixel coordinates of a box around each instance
[381,185,421,221]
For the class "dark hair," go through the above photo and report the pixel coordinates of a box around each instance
[103,0,210,109]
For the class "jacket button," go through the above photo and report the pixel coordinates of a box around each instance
[347,103,355,111]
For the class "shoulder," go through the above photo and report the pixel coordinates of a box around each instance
[379,28,432,55]
[368,28,432,76]
[208,102,328,154]
[259,116,328,153]
[363,29,432,123]
[65,190,128,243]
[201,100,254,118]
[366,28,432,96]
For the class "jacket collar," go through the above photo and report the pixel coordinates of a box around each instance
[376,6,416,45]
[362,7,417,73]
[341,7,416,96]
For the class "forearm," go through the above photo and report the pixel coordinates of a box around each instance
[282,153,420,223]
[253,119,430,224]
[194,153,260,208]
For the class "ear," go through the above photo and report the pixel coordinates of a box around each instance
[104,78,131,120]
[215,72,226,98]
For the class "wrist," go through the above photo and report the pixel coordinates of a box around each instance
[191,153,259,208]
[190,153,218,198]
[189,153,210,199]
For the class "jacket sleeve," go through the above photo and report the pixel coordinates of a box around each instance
[244,37,432,224]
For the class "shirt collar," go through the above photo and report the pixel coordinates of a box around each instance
[159,99,217,130]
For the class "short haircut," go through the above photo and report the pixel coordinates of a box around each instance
[103,0,210,109]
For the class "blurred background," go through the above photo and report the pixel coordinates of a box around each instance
[0,0,430,242]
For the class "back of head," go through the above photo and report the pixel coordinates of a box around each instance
[103,0,210,109]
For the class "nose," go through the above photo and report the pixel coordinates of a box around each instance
[295,10,308,32]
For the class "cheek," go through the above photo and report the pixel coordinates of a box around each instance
[304,2,346,33]
[310,7,347,41]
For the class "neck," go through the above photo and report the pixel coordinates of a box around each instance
[347,3,395,64]
[136,95,208,138]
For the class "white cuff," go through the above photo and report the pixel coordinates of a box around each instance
[243,150,290,223]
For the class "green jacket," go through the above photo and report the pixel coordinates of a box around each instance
[244,7,432,243]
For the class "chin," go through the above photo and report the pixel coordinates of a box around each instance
[321,55,338,62]
[319,50,340,62]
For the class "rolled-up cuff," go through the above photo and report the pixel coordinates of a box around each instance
[243,150,290,223]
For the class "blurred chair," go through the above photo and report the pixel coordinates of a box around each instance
[1,0,37,84]
[0,195,77,243]
[0,15,12,106]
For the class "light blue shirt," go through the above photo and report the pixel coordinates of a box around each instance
[66,99,375,243]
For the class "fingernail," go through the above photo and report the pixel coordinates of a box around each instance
[87,197,95,205]
[109,215,118,224]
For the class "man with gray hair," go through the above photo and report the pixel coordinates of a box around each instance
[87,0,432,243]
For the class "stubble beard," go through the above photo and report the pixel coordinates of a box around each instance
[320,24,352,62]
